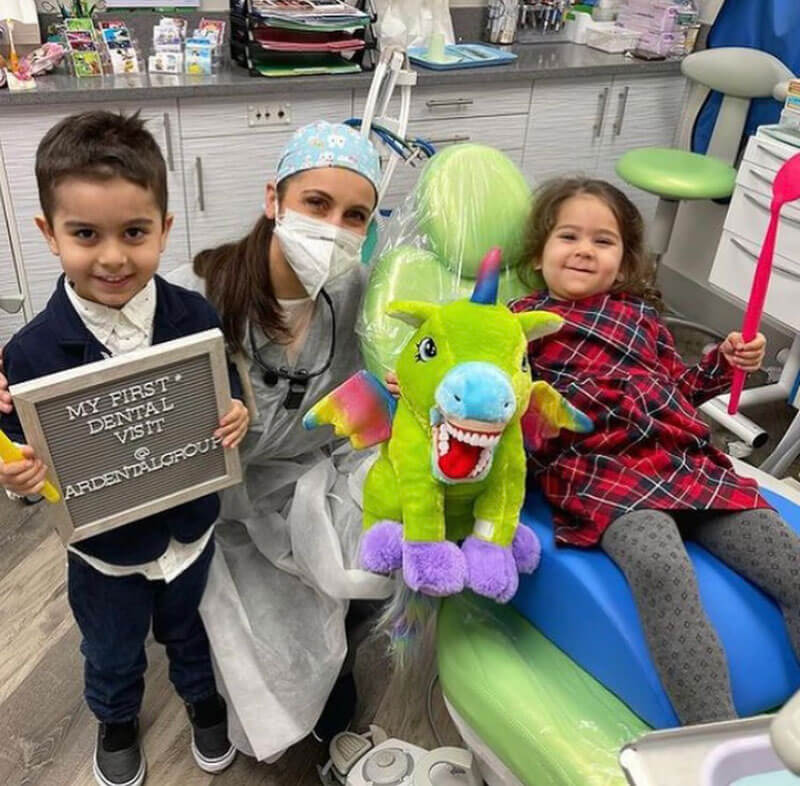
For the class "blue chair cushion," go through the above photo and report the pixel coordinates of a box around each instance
[512,488,800,728]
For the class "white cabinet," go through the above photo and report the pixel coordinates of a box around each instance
[178,92,353,257]
[0,71,687,324]
[182,131,290,256]
[0,101,187,317]
[0,174,26,344]
[596,74,688,222]
[523,73,687,223]
[382,113,529,208]
[370,83,532,208]
[355,82,532,124]
[523,76,611,184]
[709,133,800,333]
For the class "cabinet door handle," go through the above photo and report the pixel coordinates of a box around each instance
[425,98,474,109]
[613,86,629,137]
[0,293,24,314]
[163,112,175,172]
[743,191,800,227]
[426,134,471,145]
[194,157,206,213]
[730,235,800,280]
[747,166,773,186]
[756,141,791,163]
[593,88,609,139]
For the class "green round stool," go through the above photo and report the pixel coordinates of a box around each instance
[615,47,793,259]
[615,147,735,258]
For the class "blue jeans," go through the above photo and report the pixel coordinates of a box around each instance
[67,538,217,723]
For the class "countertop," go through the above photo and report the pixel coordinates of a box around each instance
[0,42,682,107]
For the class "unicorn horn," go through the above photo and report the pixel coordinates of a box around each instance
[470,247,503,305]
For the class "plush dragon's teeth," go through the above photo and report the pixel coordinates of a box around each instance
[437,424,450,456]
[444,420,502,446]
[468,447,493,478]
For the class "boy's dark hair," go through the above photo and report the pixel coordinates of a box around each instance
[35,110,168,223]
[518,176,663,310]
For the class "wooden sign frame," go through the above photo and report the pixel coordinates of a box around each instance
[11,329,241,545]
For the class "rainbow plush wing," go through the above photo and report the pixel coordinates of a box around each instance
[303,370,397,450]
[522,380,593,453]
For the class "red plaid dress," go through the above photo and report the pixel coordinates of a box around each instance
[510,290,769,547]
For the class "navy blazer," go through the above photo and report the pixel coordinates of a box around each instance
[1,274,243,565]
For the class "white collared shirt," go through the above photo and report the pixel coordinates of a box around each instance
[64,277,156,356]
[63,277,213,583]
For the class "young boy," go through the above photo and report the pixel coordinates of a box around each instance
[0,111,249,786]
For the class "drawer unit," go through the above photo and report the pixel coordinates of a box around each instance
[380,115,527,208]
[179,92,355,139]
[710,230,800,333]
[355,82,532,124]
[723,181,800,262]
[741,133,799,174]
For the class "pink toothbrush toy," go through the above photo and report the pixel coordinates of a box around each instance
[728,151,800,415]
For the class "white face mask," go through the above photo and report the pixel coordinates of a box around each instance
[273,205,365,300]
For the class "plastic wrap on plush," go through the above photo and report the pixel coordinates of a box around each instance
[357,143,542,379]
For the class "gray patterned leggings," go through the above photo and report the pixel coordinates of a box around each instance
[601,507,800,725]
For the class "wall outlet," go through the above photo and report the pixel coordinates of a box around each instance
[247,103,292,127]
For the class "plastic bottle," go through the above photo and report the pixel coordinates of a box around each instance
[676,0,699,26]
[673,0,699,56]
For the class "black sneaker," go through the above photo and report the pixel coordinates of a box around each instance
[312,671,357,744]
[186,694,236,773]
[93,720,146,786]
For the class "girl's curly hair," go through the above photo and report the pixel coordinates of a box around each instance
[517,176,663,310]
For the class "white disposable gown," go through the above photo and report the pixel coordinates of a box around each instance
[167,264,393,761]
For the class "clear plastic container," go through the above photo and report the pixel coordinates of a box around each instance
[586,24,640,53]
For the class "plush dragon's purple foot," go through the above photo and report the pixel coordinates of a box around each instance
[402,540,466,597]
[512,523,541,574]
[462,536,519,603]
[360,520,403,574]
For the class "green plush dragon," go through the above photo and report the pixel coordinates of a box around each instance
[304,248,591,602]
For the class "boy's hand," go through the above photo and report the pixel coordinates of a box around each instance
[384,371,400,398]
[215,398,249,448]
[0,444,48,497]
[0,346,12,415]
[720,331,766,373]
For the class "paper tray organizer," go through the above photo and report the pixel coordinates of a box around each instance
[230,0,377,76]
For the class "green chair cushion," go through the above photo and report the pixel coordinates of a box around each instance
[616,148,736,200]
[437,593,649,786]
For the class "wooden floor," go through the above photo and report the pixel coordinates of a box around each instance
[0,495,460,786]
[1,329,797,786]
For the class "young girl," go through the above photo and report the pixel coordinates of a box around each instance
[511,177,800,726]
[166,121,393,761]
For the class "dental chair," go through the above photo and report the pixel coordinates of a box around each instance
[437,461,800,786]
[360,139,800,786]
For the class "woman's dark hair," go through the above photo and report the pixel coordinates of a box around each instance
[518,176,663,310]
[192,181,289,353]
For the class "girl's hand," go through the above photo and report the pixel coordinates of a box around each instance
[384,371,400,397]
[215,399,250,448]
[720,331,766,373]
[0,347,12,415]
[0,444,47,497]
